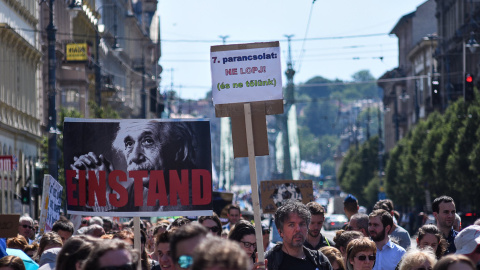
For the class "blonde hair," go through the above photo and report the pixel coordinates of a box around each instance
[398,247,437,270]
[320,246,345,270]
[192,237,252,270]
[35,232,63,260]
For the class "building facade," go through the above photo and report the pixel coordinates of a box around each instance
[0,0,43,214]
[435,0,480,107]
[379,0,437,152]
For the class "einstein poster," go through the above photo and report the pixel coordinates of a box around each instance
[63,118,213,217]
[260,180,313,214]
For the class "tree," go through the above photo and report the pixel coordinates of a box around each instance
[338,136,380,205]
[385,91,480,211]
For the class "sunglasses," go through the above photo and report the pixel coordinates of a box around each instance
[177,255,193,269]
[98,263,134,270]
[262,229,270,235]
[355,255,375,261]
[20,224,34,230]
[206,226,220,233]
[240,241,257,249]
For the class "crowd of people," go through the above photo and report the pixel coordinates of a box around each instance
[1,195,480,270]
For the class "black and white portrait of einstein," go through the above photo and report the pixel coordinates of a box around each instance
[64,119,212,215]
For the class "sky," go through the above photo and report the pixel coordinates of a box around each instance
[158,0,428,100]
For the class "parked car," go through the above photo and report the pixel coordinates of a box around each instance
[324,214,348,230]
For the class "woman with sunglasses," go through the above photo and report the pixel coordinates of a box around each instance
[398,247,437,270]
[228,220,266,270]
[346,237,376,270]
[81,239,141,270]
[198,214,222,237]
[416,225,448,259]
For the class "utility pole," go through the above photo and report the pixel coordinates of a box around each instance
[218,35,233,190]
[219,35,229,45]
[377,107,385,200]
[47,0,58,180]
[282,35,295,179]
[167,68,174,118]
[141,51,146,118]
[394,93,399,142]
[366,107,371,140]
[95,30,101,108]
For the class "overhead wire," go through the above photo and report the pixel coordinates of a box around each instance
[0,25,389,43]
[296,0,317,73]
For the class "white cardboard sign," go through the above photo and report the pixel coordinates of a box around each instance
[39,175,63,235]
[210,42,283,105]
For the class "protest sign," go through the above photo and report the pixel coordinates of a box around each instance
[260,180,314,214]
[0,214,19,238]
[63,118,213,217]
[210,42,283,105]
[211,42,284,158]
[39,175,63,235]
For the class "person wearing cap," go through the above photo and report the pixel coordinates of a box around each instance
[454,225,480,269]
[304,202,334,250]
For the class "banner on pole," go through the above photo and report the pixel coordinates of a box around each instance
[260,180,314,214]
[39,175,63,235]
[63,118,213,217]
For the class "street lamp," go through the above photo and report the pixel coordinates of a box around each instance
[45,0,58,180]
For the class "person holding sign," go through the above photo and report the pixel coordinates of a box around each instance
[265,200,332,270]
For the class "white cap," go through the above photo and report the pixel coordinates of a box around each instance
[455,225,480,255]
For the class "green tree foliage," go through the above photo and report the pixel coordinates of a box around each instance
[385,92,480,211]
[298,76,332,99]
[338,136,380,205]
[297,70,381,181]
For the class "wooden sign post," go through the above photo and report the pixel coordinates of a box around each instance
[244,103,264,262]
[211,41,285,262]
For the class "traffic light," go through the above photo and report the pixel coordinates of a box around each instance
[21,186,30,204]
[431,77,441,106]
[465,74,474,101]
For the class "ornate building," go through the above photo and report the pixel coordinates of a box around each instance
[0,0,42,214]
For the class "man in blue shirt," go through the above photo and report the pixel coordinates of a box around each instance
[221,204,241,233]
[432,195,458,255]
[369,209,405,270]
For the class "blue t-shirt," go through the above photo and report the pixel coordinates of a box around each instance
[0,238,7,259]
